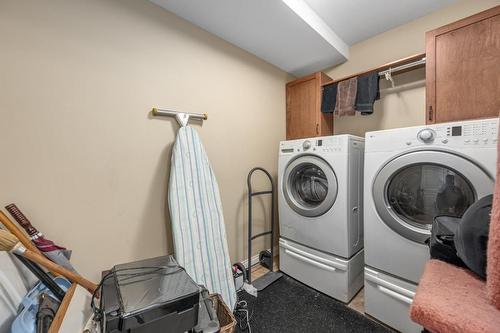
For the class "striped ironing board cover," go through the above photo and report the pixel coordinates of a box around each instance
[168,126,236,309]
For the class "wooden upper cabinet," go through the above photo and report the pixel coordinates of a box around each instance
[286,72,333,140]
[426,5,500,124]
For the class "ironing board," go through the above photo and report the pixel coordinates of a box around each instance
[168,126,236,310]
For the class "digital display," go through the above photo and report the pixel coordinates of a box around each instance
[451,126,462,136]
[317,139,323,146]
[281,148,294,153]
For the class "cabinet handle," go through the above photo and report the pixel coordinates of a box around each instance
[316,123,319,135]
[428,106,433,122]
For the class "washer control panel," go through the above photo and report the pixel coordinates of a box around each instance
[280,137,345,154]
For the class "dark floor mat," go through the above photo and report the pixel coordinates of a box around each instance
[235,275,394,333]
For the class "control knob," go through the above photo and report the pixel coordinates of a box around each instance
[303,140,312,150]
[418,129,435,143]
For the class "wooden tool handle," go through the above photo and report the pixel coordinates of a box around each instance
[23,249,98,294]
[0,211,41,255]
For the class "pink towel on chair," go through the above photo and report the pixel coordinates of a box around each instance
[411,260,500,333]
[487,117,500,309]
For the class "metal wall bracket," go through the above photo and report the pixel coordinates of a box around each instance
[151,108,208,127]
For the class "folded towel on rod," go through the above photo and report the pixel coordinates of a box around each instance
[321,83,337,113]
[355,72,380,115]
[334,77,357,116]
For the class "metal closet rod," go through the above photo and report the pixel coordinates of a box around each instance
[151,108,208,121]
[378,57,426,77]
[322,52,427,87]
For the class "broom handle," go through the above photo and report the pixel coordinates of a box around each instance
[0,211,58,276]
[22,249,97,294]
[0,211,41,255]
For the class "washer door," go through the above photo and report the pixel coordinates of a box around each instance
[373,150,494,244]
[283,155,338,217]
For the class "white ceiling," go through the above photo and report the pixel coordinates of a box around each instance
[150,0,456,76]
[304,0,456,45]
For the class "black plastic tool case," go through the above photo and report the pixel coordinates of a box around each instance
[101,255,200,333]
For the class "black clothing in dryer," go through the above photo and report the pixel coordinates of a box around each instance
[429,215,467,269]
[455,194,493,279]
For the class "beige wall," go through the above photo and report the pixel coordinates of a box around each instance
[2,0,499,282]
[325,0,500,137]
[0,0,287,280]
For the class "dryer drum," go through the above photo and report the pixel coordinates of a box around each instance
[372,150,494,244]
[387,165,475,227]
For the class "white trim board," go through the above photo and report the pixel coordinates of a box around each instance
[239,246,279,269]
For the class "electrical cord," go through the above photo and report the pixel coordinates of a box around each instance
[90,265,184,321]
[234,291,253,333]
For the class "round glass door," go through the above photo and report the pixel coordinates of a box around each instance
[373,150,494,243]
[283,155,338,217]
[387,165,475,228]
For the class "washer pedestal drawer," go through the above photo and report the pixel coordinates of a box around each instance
[364,267,422,333]
[279,238,364,303]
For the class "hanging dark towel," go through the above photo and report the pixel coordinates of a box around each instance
[321,83,337,113]
[355,72,380,115]
[334,77,357,116]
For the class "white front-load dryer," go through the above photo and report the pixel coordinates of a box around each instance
[364,118,498,333]
[278,135,365,302]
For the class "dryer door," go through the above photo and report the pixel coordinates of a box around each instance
[283,155,338,217]
[373,150,494,244]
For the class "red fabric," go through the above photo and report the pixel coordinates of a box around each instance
[487,120,500,309]
[32,235,67,253]
[410,260,500,333]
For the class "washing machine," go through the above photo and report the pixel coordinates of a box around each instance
[278,135,365,302]
[364,118,499,333]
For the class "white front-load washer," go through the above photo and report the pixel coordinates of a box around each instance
[364,118,498,333]
[278,135,365,302]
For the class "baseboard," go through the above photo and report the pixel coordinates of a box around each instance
[240,253,262,269]
[239,246,279,268]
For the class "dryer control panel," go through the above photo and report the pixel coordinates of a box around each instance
[422,119,499,147]
[366,118,499,152]
[445,120,498,145]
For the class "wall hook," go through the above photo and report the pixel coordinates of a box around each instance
[175,113,190,127]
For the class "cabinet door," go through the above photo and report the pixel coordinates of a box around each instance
[426,6,500,124]
[286,74,319,140]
